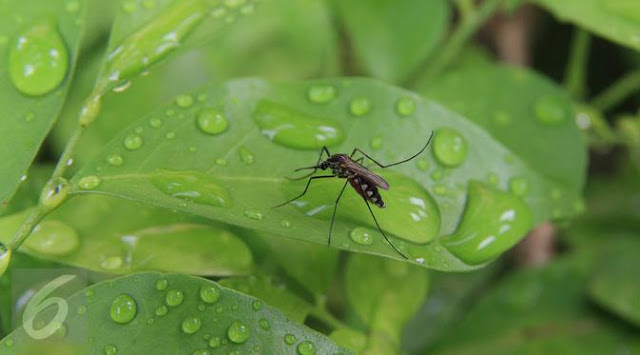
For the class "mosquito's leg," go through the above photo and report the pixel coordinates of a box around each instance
[361,196,410,259]
[287,146,331,180]
[351,131,434,169]
[328,179,350,247]
[274,175,335,207]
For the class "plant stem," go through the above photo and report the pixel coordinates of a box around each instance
[410,0,503,88]
[591,70,640,112]
[564,29,590,99]
[9,209,47,251]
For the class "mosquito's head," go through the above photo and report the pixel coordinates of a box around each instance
[326,154,350,165]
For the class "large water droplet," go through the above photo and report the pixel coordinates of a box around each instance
[199,284,220,304]
[433,128,468,168]
[182,315,202,334]
[239,147,254,165]
[151,170,231,208]
[509,177,529,197]
[102,0,206,85]
[39,177,69,210]
[396,97,416,116]
[227,320,250,343]
[534,95,568,125]
[442,182,533,265]
[110,294,137,324]
[166,289,184,306]
[284,334,297,345]
[0,243,11,277]
[349,227,374,245]
[9,18,69,96]
[307,84,336,103]
[349,97,372,116]
[253,101,344,150]
[123,134,143,150]
[78,175,101,190]
[25,220,79,256]
[297,340,316,355]
[197,108,228,135]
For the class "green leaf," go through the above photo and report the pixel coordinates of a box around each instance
[0,164,52,217]
[531,0,640,51]
[345,254,429,352]
[330,327,367,353]
[431,257,640,354]
[71,78,582,270]
[0,272,349,354]
[219,275,312,323]
[0,195,252,275]
[0,0,87,211]
[334,0,450,83]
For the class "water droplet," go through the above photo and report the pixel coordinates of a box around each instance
[79,94,102,126]
[149,118,162,128]
[165,131,176,139]
[25,220,79,256]
[104,344,118,355]
[284,334,297,345]
[297,340,316,355]
[110,294,137,324]
[155,305,168,316]
[123,134,143,150]
[253,101,344,150]
[112,80,131,93]
[78,175,101,190]
[0,243,12,277]
[416,159,429,171]
[102,0,207,84]
[369,135,383,150]
[349,227,374,245]
[239,147,254,165]
[151,170,231,208]
[197,108,228,135]
[243,209,263,220]
[215,158,227,166]
[166,289,184,306]
[156,279,168,290]
[509,177,529,197]
[231,304,239,311]
[433,128,468,168]
[208,336,221,348]
[252,300,263,311]
[101,256,123,270]
[39,177,69,210]
[307,84,336,103]
[349,97,372,116]
[396,97,416,116]
[134,126,144,134]
[20,175,28,182]
[487,172,499,186]
[227,320,250,343]
[258,318,270,330]
[107,154,124,166]
[534,95,567,125]
[182,315,202,334]
[191,350,210,355]
[199,284,220,304]
[66,1,80,12]
[4,338,13,348]
[442,182,533,265]
[9,18,69,96]
[176,94,194,107]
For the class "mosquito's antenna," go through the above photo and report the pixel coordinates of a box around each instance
[294,165,321,172]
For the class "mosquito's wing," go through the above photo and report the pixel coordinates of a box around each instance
[345,161,390,190]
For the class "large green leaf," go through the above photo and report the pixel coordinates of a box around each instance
[0,0,87,211]
[0,195,252,276]
[531,0,640,51]
[70,78,582,270]
[334,0,449,83]
[0,272,348,354]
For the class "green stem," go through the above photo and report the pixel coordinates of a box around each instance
[564,29,590,99]
[591,70,640,112]
[9,209,47,251]
[410,0,503,88]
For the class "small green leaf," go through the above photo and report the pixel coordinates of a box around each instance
[0,0,87,211]
[531,0,640,51]
[0,195,252,275]
[334,0,450,83]
[0,272,349,354]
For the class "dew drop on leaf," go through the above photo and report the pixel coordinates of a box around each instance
[509,177,530,197]
[239,147,254,165]
[77,175,101,190]
[8,18,69,96]
[284,334,297,345]
[416,159,429,171]
[156,279,168,290]
[243,209,263,220]
[106,153,124,166]
[297,340,316,355]
[123,134,143,150]
[110,294,137,324]
[252,300,263,311]
[227,320,250,343]
[349,97,372,116]
[534,95,567,125]
[166,289,184,306]
[307,84,336,103]
[215,158,228,166]
[176,94,194,108]
[433,127,468,168]
[182,316,202,334]
[191,350,210,355]
[39,177,69,210]
[199,284,220,304]
[155,305,168,316]
[150,170,231,207]
[26,220,79,256]
[208,336,221,348]
[280,219,291,228]
[396,97,416,116]
[104,345,118,355]
[349,227,374,246]
[149,118,163,128]
[197,108,228,135]
[258,318,270,330]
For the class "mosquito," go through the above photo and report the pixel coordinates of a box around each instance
[275,132,434,259]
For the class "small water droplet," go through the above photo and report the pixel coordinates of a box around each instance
[192,350,210,355]
[155,305,168,316]
[369,135,383,150]
[433,128,468,167]
[349,97,372,116]
[182,315,202,334]
[297,340,316,355]
[534,95,567,125]
[284,334,297,345]
[280,219,291,228]
[26,220,79,256]
[252,300,263,311]
[79,94,102,126]
[78,175,101,190]
[416,159,429,171]
[9,18,69,96]
[200,284,220,304]
[176,94,194,108]
[112,80,131,93]
[85,289,94,298]
[166,289,184,306]
[207,336,221,348]
[227,320,250,343]
[20,175,28,182]
[149,118,163,128]
[307,85,336,103]
[215,158,228,166]
[396,97,416,116]
[197,108,228,135]
[39,177,69,210]
[151,170,231,208]
[24,111,35,122]
[0,243,12,277]
[165,131,176,139]
[258,318,270,330]
[239,147,254,165]
[110,294,137,324]
[509,177,529,197]
[156,279,168,290]
[243,209,263,220]
[104,344,118,355]
[106,154,124,166]
[430,170,443,181]
[349,227,374,245]
[123,134,143,150]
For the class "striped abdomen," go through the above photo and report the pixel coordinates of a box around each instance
[348,175,386,208]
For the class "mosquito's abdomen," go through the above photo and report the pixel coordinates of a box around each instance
[349,176,386,208]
